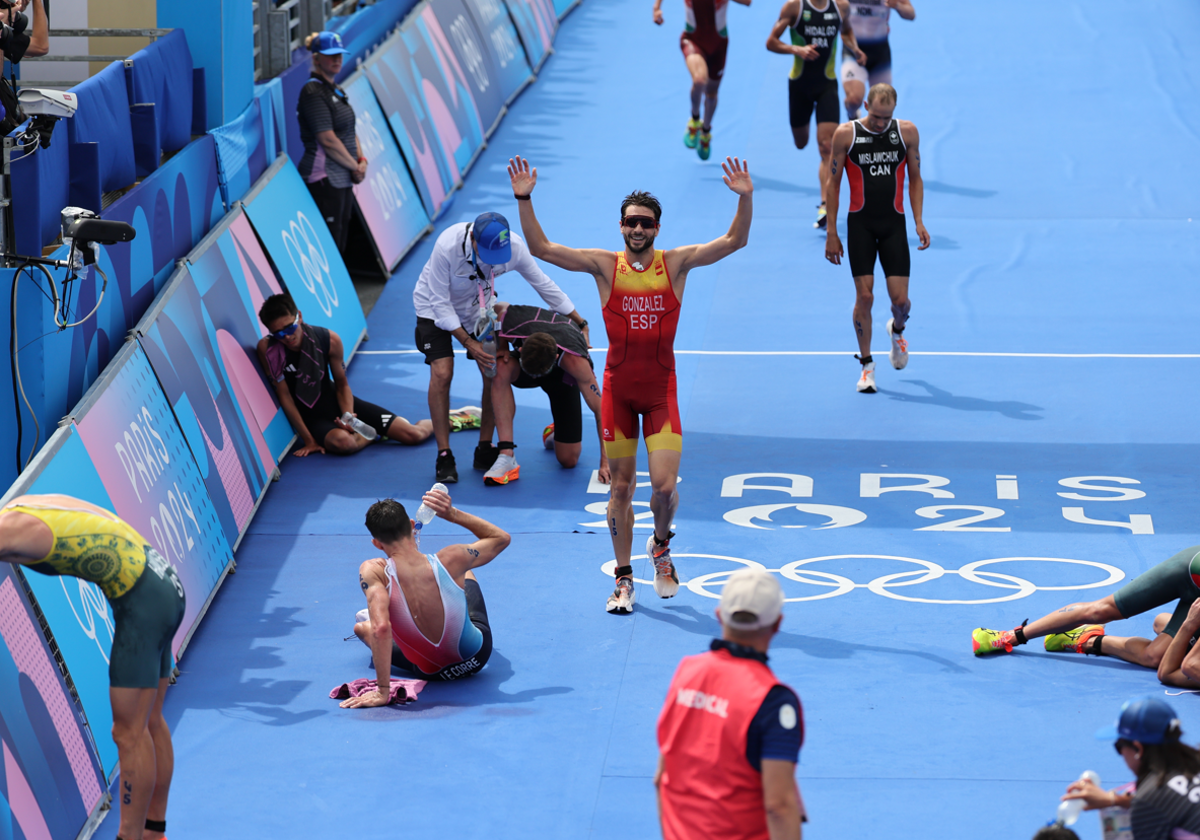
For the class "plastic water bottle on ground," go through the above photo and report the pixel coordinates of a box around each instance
[341,412,378,441]
[1057,770,1101,826]
[412,482,448,546]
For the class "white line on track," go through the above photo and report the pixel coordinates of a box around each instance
[355,349,1200,359]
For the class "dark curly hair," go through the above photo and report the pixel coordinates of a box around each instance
[365,499,412,543]
[258,293,298,327]
[620,190,662,222]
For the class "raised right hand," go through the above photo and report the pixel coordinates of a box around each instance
[653,7,663,24]
[508,156,537,197]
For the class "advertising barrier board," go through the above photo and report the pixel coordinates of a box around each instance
[343,74,432,272]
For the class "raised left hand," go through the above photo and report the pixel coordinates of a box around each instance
[721,157,752,195]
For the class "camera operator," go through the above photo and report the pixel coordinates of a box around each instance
[0,0,49,135]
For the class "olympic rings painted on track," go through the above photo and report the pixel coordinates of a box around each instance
[601,554,1125,605]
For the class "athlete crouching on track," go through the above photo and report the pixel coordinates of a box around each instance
[0,494,185,840]
[343,488,510,706]
[972,545,1200,688]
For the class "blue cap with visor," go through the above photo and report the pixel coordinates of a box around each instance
[311,31,349,56]
[1096,696,1181,744]
[473,212,512,265]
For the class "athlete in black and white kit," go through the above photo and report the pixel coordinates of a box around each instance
[841,0,914,120]
[825,83,929,393]
[767,0,862,230]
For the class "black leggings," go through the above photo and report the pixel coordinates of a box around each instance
[306,178,354,254]
[390,579,493,681]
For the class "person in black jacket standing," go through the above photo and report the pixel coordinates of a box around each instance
[297,31,365,253]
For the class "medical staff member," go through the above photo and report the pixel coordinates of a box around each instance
[412,211,587,483]
[656,569,806,840]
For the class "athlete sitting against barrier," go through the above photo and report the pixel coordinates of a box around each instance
[973,545,1200,681]
[343,488,510,706]
[0,494,186,840]
[256,293,435,456]
[481,302,609,486]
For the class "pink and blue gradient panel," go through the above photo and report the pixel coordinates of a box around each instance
[345,75,431,271]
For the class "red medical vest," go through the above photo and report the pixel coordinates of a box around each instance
[656,648,793,840]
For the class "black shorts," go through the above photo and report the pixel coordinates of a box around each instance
[109,549,186,689]
[415,317,456,365]
[789,77,839,128]
[301,396,398,447]
[512,365,583,445]
[1113,545,1200,637]
[390,578,493,681]
[847,212,911,277]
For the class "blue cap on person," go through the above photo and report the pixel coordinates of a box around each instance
[474,212,512,264]
[1096,696,1181,744]
[311,31,349,55]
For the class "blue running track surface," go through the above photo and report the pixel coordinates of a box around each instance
[94,2,1200,838]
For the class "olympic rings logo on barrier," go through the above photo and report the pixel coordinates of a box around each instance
[61,577,115,663]
[600,554,1126,605]
[282,211,339,317]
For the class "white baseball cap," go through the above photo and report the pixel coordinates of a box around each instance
[718,569,784,631]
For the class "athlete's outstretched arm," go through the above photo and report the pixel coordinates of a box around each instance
[670,157,754,276]
[427,489,512,582]
[836,0,865,64]
[766,1,814,59]
[341,562,393,708]
[824,123,853,265]
[508,156,613,280]
[901,122,930,249]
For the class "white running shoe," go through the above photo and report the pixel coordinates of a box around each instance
[886,319,909,370]
[856,361,877,393]
[606,577,636,614]
[483,453,520,485]
[647,533,680,598]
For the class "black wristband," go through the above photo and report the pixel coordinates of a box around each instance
[514,194,531,201]
[576,319,588,329]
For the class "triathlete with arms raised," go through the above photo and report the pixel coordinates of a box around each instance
[825,82,928,394]
[506,154,753,614]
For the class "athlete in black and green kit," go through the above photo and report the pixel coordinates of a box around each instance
[767,0,863,229]
[0,494,185,840]
[972,545,1200,679]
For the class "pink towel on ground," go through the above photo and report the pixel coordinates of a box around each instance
[330,678,426,704]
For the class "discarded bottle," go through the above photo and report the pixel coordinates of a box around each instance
[1057,770,1101,826]
[341,412,377,441]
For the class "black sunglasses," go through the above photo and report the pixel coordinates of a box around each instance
[621,216,658,230]
[272,314,301,339]
[1114,738,1134,755]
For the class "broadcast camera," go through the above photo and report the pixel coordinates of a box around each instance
[17,87,76,148]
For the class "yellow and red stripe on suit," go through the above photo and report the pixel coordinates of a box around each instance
[600,249,683,459]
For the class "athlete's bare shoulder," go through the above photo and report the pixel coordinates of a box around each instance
[897,119,920,141]
[776,0,800,20]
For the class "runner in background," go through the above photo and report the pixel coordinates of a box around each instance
[841,0,915,120]
[654,0,752,161]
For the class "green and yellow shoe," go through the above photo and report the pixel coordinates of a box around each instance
[448,406,482,432]
[698,130,712,161]
[684,117,702,149]
[1045,625,1104,653]
[972,627,1016,656]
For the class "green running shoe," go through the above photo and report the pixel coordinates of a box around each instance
[684,117,701,149]
[698,130,712,161]
[1045,624,1104,653]
[972,627,1015,656]
[448,406,482,432]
